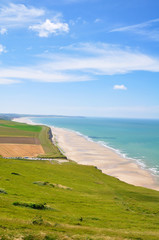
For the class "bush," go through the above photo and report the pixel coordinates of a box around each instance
[0,189,7,194]
[23,235,35,240]
[13,202,46,210]
[33,181,49,186]
[11,172,20,175]
[32,215,44,225]
[33,181,72,190]
[44,236,57,240]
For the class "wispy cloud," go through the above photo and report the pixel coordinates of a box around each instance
[1,42,159,84]
[0,27,7,34]
[94,18,102,23]
[0,78,20,84]
[0,44,6,53]
[0,66,91,84]
[42,43,159,75]
[29,19,69,37]
[111,19,159,32]
[111,18,159,41]
[0,3,45,28]
[113,85,127,90]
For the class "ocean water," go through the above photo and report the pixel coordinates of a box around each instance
[30,117,159,175]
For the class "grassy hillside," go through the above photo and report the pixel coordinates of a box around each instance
[0,158,159,239]
[0,120,65,159]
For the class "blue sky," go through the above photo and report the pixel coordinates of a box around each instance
[0,0,159,118]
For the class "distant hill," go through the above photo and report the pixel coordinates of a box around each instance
[0,113,85,121]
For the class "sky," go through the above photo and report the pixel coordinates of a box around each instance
[0,0,159,118]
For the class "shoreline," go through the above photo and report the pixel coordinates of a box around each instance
[13,117,159,191]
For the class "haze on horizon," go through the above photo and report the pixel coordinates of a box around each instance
[0,0,159,119]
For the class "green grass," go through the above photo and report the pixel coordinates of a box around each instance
[0,120,41,138]
[0,158,159,239]
[0,120,65,159]
[38,125,65,158]
[1,119,159,239]
[0,121,42,132]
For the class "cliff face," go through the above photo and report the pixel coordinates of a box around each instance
[48,128,53,141]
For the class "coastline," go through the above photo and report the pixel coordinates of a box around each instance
[13,117,159,191]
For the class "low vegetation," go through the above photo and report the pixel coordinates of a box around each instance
[38,125,65,159]
[33,181,72,190]
[0,188,7,194]
[13,202,47,210]
[0,157,159,239]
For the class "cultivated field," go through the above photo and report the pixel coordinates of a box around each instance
[0,137,40,144]
[0,144,44,157]
[0,119,65,159]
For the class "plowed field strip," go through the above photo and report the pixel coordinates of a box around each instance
[0,137,40,144]
[0,144,44,157]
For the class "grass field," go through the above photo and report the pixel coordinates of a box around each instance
[1,119,159,239]
[0,120,65,159]
[0,158,159,239]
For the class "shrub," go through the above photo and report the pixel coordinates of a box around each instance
[0,189,7,194]
[33,181,72,190]
[44,236,57,240]
[13,202,46,210]
[32,215,44,225]
[23,235,35,240]
[11,172,20,176]
[33,181,49,186]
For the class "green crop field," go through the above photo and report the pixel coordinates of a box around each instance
[0,120,65,159]
[0,158,159,239]
[0,120,41,138]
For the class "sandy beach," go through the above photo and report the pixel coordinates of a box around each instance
[13,117,159,191]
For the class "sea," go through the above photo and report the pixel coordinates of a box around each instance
[30,117,159,176]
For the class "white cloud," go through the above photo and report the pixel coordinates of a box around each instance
[113,85,127,90]
[0,44,6,53]
[111,19,159,32]
[41,43,159,75]
[0,66,91,84]
[111,18,159,41]
[0,27,7,34]
[94,18,102,23]
[0,78,20,84]
[69,17,87,26]
[0,3,69,37]
[0,3,45,28]
[29,19,69,37]
[1,42,159,84]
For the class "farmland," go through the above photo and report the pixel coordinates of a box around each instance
[0,120,65,159]
[0,144,44,157]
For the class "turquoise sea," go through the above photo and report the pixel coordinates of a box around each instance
[30,117,159,175]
